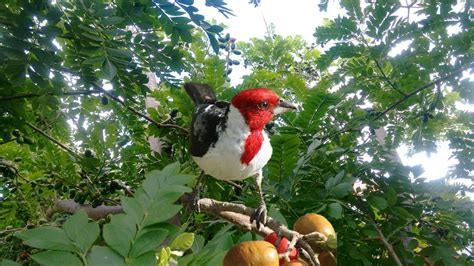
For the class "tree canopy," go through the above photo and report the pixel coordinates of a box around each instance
[0,0,473,265]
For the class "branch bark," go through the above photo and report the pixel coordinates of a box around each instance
[45,200,124,220]
[370,218,403,266]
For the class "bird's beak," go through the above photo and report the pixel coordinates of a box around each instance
[273,99,298,115]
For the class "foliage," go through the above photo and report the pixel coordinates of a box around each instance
[1,0,473,265]
[8,163,231,266]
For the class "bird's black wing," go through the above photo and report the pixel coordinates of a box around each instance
[184,83,217,105]
[189,101,230,157]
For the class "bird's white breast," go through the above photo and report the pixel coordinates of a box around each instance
[192,105,273,181]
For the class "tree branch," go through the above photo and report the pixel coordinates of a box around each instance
[0,83,189,135]
[0,90,102,102]
[92,83,189,134]
[375,63,473,120]
[373,59,407,97]
[2,108,81,157]
[24,120,80,157]
[179,197,327,265]
[369,218,403,266]
[45,200,124,220]
[47,197,333,266]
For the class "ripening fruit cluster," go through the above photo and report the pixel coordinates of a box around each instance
[11,129,34,145]
[223,213,337,266]
[218,32,241,82]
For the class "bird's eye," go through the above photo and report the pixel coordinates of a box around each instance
[257,101,269,110]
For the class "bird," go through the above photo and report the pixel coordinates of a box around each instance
[184,82,297,227]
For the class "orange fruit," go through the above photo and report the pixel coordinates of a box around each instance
[293,213,336,251]
[223,240,279,266]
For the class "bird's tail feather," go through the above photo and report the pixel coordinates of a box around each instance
[184,83,217,105]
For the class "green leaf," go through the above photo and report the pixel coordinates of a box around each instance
[325,171,345,191]
[103,214,136,257]
[386,187,398,206]
[79,24,101,34]
[407,239,418,250]
[102,16,125,26]
[295,89,339,131]
[82,32,105,42]
[327,202,343,219]
[161,162,181,177]
[129,229,168,257]
[177,0,194,5]
[207,25,223,33]
[207,32,219,54]
[103,59,117,80]
[0,259,21,266]
[368,196,388,210]
[170,232,194,251]
[106,48,133,59]
[121,197,144,225]
[307,138,322,155]
[87,246,124,266]
[15,227,75,251]
[82,56,105,65]
[392,207,415,219]
[128,252,155,266]
[268,205,288,226]
[268,134,300,183]
[31,251,82,266]
[329,182,353,198]
[142,203,182,227]
[191,235,205,253]
[64,210,100,253]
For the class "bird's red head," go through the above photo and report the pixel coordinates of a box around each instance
[231,88,297,130]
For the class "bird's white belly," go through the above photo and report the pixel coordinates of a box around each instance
[193,134,272,181]
[192,106,273,181]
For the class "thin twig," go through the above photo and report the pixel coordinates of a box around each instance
[373,59,407,97]
[370,218,403,266]
[23,120,80,157]
[0,227,26,235]
[0,90,102,102]
[3,108,80,157]
[375,63,473,120]
[92,83,189,134]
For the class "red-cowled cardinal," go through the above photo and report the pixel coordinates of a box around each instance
[184,83,297,227]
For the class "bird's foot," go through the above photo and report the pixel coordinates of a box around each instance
[250,202,267,229]
[186,185,202,212]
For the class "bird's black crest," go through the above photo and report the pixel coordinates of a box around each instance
[184,83,217,105]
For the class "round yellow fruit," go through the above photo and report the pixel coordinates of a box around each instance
[293,213,336,251]
[223,240,279,266]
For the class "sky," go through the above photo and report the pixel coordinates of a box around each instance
[194,0,471,183]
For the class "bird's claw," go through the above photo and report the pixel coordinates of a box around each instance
[250,203,267,229]
[186,185,202,212]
